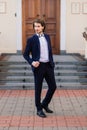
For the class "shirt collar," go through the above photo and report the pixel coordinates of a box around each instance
[36,33,44,38]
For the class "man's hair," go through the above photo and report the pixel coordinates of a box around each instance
[33,19,46,32]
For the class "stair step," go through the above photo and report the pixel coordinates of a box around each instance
[0,69,86,72]
[0,54,87,89]
[0,60,87,65]
[0,82,87,90]
[0,76,87,83]
[55,61,87,65]
[0,71,87,76]
[0,66,87,71]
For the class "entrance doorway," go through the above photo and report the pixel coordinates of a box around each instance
[22,0,60,54]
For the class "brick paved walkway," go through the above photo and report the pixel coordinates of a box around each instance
[0,89,87,130]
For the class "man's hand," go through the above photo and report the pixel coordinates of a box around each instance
[32,61,40,68]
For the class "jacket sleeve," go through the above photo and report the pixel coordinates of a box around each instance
[47,35,55,68]
[23,38,33,65]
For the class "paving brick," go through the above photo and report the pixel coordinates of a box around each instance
[34,127,43,130]
[0,90,87,130]
[19,127,29,130]
[82,127,87,130]
[43,127,58,130]
[58,127,68,130]
[67,127,78,130]
[3,127,9,130]
[0,127,4,130]
[9,127,19,130]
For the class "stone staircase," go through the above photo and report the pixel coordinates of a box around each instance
[0,54,87,89]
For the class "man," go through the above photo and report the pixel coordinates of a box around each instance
[23,19,56,118]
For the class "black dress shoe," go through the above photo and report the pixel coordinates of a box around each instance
[37,110,46,118]
[41,105,53,113]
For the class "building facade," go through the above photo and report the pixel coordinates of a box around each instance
[0,0,87,57]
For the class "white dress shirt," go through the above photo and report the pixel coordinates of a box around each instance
[39,34,49,62]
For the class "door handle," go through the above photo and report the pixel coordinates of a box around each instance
[43,14,46,17]
[37,14,39,17]
[42,14,46,21]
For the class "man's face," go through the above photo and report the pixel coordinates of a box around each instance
[34,22,44,34]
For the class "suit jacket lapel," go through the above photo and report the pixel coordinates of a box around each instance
[44,34,50,50]
[33,34,40,50]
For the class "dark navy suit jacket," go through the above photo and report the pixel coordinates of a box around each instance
[23,34,54,71]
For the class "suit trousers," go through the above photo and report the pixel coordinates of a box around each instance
[33,62,57,111]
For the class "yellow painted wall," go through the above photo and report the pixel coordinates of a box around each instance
[0,0,17,53]
[0,0,87,57]
[66,0,87,56]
